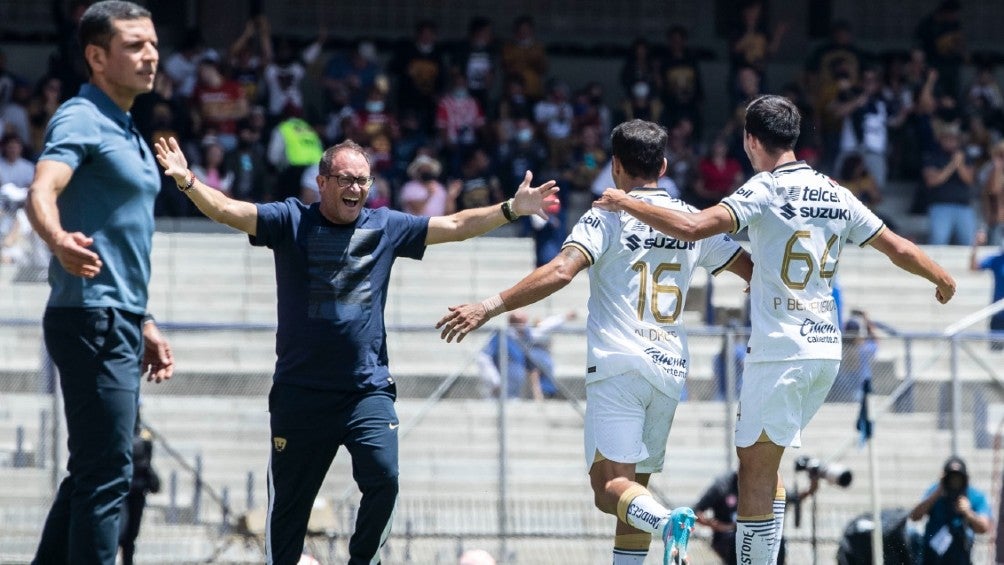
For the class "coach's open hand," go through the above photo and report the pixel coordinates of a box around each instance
[511,170,560,220]
[436,303,489,343]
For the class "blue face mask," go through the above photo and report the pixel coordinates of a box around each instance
[366,100,385,113]
[516,128,534,143]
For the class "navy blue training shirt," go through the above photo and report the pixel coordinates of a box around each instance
[251,199,429,391]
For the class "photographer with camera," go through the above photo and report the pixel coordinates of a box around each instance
[909,456,991,565]
[694,465,822,564]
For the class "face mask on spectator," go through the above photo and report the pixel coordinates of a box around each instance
[366,100,385,113]
[516,128,534,143]
[632,82,650,100]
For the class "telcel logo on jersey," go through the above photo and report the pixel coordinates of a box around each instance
[799,318,840,343]
[625,233,695,251]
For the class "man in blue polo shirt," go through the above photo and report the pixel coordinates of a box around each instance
[153,135,557,564]
[25,2,174,563]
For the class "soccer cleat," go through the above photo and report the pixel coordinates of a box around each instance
[662,506,696,565]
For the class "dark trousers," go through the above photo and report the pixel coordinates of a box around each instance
[117,490,147,565]
[33,307,142,565]
[266,383,400,565]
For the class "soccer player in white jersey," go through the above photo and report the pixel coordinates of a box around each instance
[595,95,956,564]
[436,120,754,564]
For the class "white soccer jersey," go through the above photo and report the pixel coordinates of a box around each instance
[563,188,743,400]
[719,161,885,362]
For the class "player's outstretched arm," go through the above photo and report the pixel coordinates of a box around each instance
[437,246,589,343]
[593,188,733,241]
[154,137,259,236]
[426,170,558,245]
[869,228,956,304]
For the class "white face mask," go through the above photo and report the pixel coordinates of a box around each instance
[516,128,534,143]
[632,82,650,100]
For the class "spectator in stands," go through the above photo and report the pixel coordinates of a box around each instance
[690,137,744,209]
[525,193,566,268]
[564,124,608,194]
[389,20,447,134]
[915,0,966,99]
[832,67,891,191]
[0,134,35,190]
[154,135,557,565]
[970,229,1004,350]
[2,82,32,151]
[267,108,324,201]
[400,154,455,216]
[26,4,174,563]
[965,62,1004,127]
[47,0,90,100]
[535,80,575,170]
[356,78,398,146]
[454,147,502,210]
[619,38,659,102]
[27,76,62,157]
[694,468,817,565]
[829,309,878,402]
[453,17,497,114]
[501,15,548,102]
[260,21,325,128]
[227,17,270,104]
[573,82,612,142]
[909,456,991,565]
[923,120,976,245]
[837,152,895,231]
[781,82,823,168]
[225,119,270,202]
[389,110,431,191]
[191,57,248,152]
[318,81,357,146]
[659,25,704,138]
[979,141,1004,246]
[619,74,663,125]
[117,410,160,565]
[323,40,382,114]
[190,136,233,197]
[162,29,215,99]
[436,71,485,176]
[726,0,788,98]
[477,310,544,400]
[495,74,534,138]
[664,116,698,198]
[436,119,753,564]
[805,20,866,172]
[497,117,548,196]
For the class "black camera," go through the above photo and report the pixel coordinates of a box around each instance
[795,456,853,487]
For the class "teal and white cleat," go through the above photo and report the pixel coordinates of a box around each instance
[662,506,696,565]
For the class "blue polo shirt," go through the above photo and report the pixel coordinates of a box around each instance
[39,84,161,315]
[251,200,429,391]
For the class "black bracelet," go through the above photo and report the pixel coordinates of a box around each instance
[142,312,155,325]
[177,170,195,192]
[501,198,519,222]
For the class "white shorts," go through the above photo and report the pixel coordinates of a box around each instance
[583,372,679,474]
[734,359,839,448]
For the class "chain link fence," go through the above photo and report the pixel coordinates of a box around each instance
[2,319,1003,564]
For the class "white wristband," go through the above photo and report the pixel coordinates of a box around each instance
[480,294,506,318]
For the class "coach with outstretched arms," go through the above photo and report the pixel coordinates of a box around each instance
[154,135,556,564]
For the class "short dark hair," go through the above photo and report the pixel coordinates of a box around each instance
[79,1,151,51]
[78,1,151,76]
[744,95,800,154]
[319,140,371,176]
[610,119,668,181]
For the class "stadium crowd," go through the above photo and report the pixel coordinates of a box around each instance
[0,1,1000,254]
